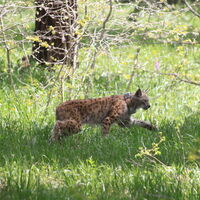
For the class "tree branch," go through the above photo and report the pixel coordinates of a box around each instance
[91,0,113,69]
[154,71,200,86]
[183,0,200,18]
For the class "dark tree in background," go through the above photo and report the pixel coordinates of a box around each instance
[33,0,78,67]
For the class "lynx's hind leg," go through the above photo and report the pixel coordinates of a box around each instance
[49,120,63,142]
[50,119,82,142]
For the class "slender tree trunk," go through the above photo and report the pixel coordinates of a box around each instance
[33,0,78,67]
[0,16,13,85]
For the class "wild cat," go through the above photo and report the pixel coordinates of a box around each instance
[50,89,157,141]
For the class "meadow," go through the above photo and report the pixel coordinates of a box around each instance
[0,1,200,199]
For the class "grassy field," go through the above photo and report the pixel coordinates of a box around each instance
[0,87,200,200]
[0,1,200,199]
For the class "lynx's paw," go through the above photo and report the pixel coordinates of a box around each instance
[146,123,158,131]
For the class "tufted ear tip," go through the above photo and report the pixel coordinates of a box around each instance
[135,88,142,97]
[145,87,150,93]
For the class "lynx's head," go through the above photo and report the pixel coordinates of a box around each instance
[125,88,150,114]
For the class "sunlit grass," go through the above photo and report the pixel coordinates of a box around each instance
[0,56,200,199]
[0,1,200,199]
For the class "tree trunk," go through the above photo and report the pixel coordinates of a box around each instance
[33,0,78,67]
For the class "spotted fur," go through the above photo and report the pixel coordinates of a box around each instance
[50,89,156,142]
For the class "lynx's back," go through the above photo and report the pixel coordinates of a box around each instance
[56,95,125,124]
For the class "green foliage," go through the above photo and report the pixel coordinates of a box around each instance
[0,0,200,199]
[0,59,200,199]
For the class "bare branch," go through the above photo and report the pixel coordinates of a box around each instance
[141,69,200,87]
[171,73,200,86]
[183,0,200,18]
[0,15,12,85]
[126,48,141,91]
[90,0,113,69]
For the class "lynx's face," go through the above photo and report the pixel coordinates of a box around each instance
[139,94,150,110]
[131,89,151,111]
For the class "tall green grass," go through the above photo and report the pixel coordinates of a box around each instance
[0,52,200,199]
[0,1,200,199]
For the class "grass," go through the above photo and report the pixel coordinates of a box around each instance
[0,62,199,199]
[0,1,200,199]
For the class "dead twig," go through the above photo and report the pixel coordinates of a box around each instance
[139,67,200,87]
[126,48,141,91]
[0,15,12,85]
[183,0,200,18]
[158,72,200,86]
[91,0,113,69]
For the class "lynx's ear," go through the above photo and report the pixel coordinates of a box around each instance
[135,88,142,97]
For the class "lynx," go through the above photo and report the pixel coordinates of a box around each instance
[50,89,156,142]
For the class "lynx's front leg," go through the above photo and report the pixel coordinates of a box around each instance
[132,118,157,130]
[102,101,126,136]
[118,117,157,131]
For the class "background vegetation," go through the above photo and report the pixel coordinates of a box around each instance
[0,0,199,199]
